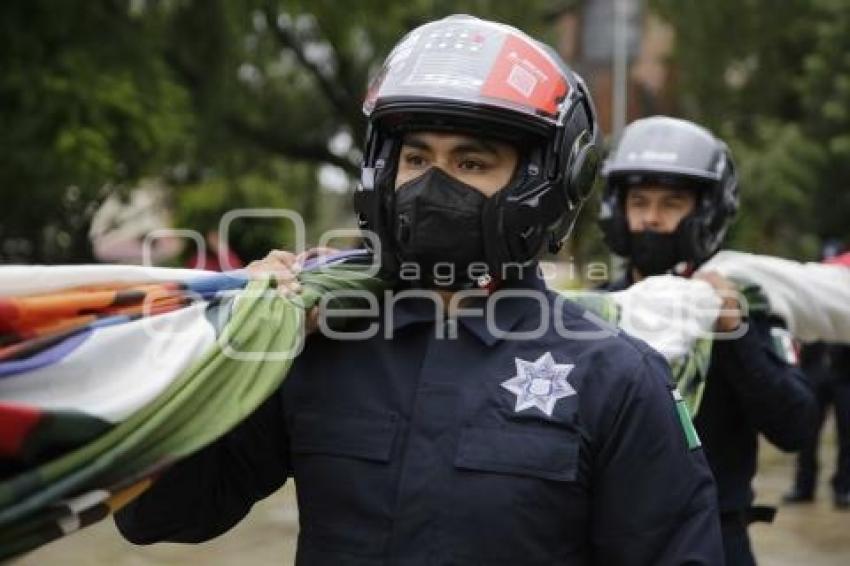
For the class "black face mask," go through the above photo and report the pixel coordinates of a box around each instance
[392,167,492,289]
[629,230,685,277]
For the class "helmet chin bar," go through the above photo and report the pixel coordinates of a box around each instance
[492,91,600,263]
[355,132,403,281]
[547,196,587,255]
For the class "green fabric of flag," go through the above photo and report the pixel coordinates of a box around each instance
[0,265,384,558]
[2,264,724,559]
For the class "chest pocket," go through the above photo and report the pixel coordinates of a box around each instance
[447,426,583,563]
[291,410,398,462]
[455,426,579,481]
[290,411,399,557]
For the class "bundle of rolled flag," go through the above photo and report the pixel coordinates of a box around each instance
[0,251,383,559]
[2,249,849,559]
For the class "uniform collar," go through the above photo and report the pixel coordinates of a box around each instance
[387,293,443,331]
[387,265,548,347]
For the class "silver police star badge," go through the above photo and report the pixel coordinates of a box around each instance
[501,352,576,417]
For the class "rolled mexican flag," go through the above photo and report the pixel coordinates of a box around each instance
[2,249,849,559]
[0,251,383,558]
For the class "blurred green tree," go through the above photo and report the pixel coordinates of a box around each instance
[0,0,552,264]
[161,0,553,260]
[651,0,850,259]
[0,0,192,262]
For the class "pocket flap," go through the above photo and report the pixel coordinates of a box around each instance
[455,426,578,481]
[292,411,398,463]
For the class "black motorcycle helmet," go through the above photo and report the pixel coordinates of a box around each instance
[354,14,601,285]
[598,116,739,268]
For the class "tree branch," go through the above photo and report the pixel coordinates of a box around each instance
[225,115,359,175]
[163,49,202,92]
[262,3,353,124]
[316,24,368,143]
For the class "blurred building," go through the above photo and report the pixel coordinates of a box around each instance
[549,0,676,137]
[89,182,183,265]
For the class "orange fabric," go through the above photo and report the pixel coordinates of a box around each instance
[0,284,181,334]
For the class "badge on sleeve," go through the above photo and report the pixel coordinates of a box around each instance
[673,388,702,450]
[769,327,799,366]
[501,352,576,417]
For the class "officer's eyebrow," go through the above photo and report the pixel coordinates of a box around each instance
[401,134,501,156]
[449,137,501,156]
[400,135,432,152]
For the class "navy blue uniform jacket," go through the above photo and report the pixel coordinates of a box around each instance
[606,275,817,518]
[116,273,723,565]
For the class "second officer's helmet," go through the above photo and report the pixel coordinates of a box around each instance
[598,116,739,267]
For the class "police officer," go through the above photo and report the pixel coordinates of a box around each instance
[783,341,850,508]
[115,17,723,565]
[598,116,818,565]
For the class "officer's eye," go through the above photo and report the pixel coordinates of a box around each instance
[458,158,488,171]
[663,197,689,210]
[402,152,428,169]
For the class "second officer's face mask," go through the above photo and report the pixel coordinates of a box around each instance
[624,184,697,277]
[629,230,684,276]
[392,167,493,289]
